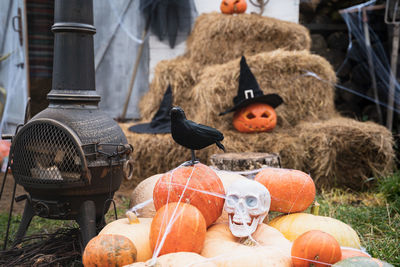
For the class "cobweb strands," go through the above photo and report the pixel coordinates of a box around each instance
[339,0,400,116]
[303,70,400,114]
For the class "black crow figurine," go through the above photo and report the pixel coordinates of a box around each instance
[170,106,225,165]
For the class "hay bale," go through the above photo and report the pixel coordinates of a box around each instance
[297,117,395,189]
[120,122,305,189]
[186,12,311,65]
[138,56,201,121]
[120,116,394,191]
[191,50,338,130]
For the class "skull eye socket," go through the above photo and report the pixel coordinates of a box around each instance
[246,112,256,119]
[246,196,258,207]
[226,195,239,206]
[261,112,269,118]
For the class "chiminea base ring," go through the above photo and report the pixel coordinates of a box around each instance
[12,196,103,249]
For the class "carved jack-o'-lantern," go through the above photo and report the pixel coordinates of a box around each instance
[233,102,277,133]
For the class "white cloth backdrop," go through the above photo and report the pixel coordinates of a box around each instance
[0,0,29,135]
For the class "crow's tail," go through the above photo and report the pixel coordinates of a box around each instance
[216,141,225,152]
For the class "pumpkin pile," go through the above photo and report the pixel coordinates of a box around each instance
[81,164,397,267]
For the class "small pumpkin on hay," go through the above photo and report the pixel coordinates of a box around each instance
[220,0,247,15]
[220,56,283,133]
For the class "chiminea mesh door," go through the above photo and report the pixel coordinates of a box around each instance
[10,119,88,186]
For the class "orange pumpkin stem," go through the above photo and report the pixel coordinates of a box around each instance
[126,211,140,224]
[239,236,257,246]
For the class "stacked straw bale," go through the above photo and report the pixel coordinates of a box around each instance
[296,117,395,189]
[186,12,311,65]
[191,50,338,130]
[121,13,395,190]
[139,13,311,121]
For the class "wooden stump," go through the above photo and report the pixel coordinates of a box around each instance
[209,152,280,172]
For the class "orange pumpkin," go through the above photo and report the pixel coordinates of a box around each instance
[291,230,342,267]
[150,202,207,256]
[233,103,277,133]
[153,162,225,227]
[254,168,316,213]
[82,234,137,267]
[220,0,247,14]
[220,0,234,14]
[233,0,247,13]
[98,215,153,262]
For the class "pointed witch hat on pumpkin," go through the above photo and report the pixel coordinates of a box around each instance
[219,56,283,116]
[129,85,173,134]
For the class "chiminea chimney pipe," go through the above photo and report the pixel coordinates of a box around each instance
[47,0,100,104]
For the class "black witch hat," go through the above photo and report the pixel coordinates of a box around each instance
[219,56,283,116]
[129,85,173,134]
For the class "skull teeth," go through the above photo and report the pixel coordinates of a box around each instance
[229,214,254,226]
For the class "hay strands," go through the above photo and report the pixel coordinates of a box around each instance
[0,227,82,266]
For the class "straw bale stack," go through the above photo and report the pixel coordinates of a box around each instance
[121,115,394,190]
[138,12,311,122]
[191,50,338,130]
[296,117,395,189]
[120,12,395,190]
[120,122,305,189]
[186,12,311,65]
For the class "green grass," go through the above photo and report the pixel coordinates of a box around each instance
[316,186,400,266]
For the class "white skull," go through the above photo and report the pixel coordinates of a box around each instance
[224,179,271,237]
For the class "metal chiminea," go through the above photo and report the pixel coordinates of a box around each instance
[6,0,133,248]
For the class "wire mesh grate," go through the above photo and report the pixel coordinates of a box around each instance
[11,122,84,184]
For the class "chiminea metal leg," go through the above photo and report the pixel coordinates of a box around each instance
[76,200,96,249]
[12,200,35,247]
